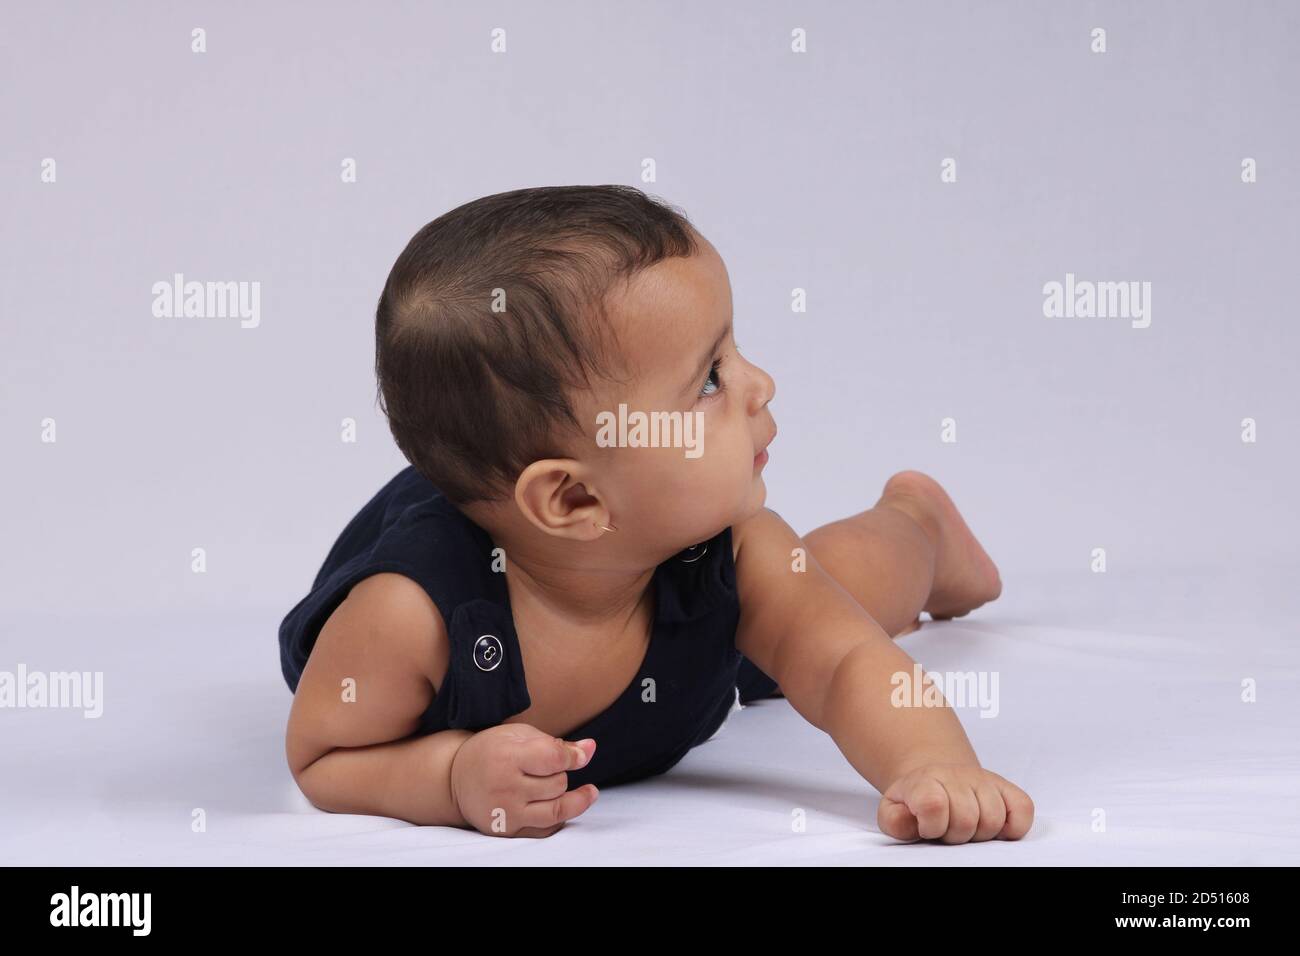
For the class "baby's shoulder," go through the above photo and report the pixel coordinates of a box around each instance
[326,572,452,695]
[730,506,788,562]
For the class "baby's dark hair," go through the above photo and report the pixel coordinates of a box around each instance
[375,184,700,506]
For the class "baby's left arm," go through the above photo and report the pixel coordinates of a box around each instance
[732,507,1033,843]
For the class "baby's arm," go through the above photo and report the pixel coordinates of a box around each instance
[285,573,597,835]
[285,574,471,827]
[732,508,1033,843]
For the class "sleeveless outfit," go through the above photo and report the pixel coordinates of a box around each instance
[278,466,781,790]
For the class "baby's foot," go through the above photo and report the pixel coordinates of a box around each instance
[879,470,1002,621]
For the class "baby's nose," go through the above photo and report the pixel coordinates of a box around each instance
[751,366,776,411]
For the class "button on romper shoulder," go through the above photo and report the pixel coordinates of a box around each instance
[279,466,781,790]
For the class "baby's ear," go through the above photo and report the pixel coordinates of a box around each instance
[513,459,606,541]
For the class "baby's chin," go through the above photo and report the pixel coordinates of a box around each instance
[744,472,768,514]
[663,484,765,549]
[636,459,769,542]
[724,462,769,516]
[718,473,769,528]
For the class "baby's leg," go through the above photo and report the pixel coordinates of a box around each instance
[802,471,1002,638]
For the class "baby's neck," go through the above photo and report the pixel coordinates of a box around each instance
[503,548,655,632]
[462,500,657,629]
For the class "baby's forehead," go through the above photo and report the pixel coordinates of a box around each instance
[602,248,729,382]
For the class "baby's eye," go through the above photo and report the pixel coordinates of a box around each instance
[699,358,722,398]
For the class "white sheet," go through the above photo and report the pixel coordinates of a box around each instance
[3,565,1297,865]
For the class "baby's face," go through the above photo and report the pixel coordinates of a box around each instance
[572,234,778,553]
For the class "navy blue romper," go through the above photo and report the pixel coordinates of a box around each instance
[279,466,781,790]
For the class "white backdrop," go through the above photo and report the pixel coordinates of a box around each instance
[2,1,1296,864]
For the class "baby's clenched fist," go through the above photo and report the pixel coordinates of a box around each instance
[877,764,1033,844]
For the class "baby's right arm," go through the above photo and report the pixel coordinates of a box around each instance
[285,573,596,835]
[286,573,469,826]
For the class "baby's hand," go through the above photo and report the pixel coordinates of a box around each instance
[877,764,1033,844]
[450,723,599,837]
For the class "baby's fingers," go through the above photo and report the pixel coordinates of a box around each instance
[517,736,595,778]
[517,784,600,837]
[937,782,981,844]
[879,777,950,841]
[877,794,920,841]
[972,779,1008,842]
[993,778,1035,840]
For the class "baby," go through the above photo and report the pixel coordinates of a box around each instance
[279,184,1033,843]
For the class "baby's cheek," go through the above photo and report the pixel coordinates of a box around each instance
[643,446,704,497]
